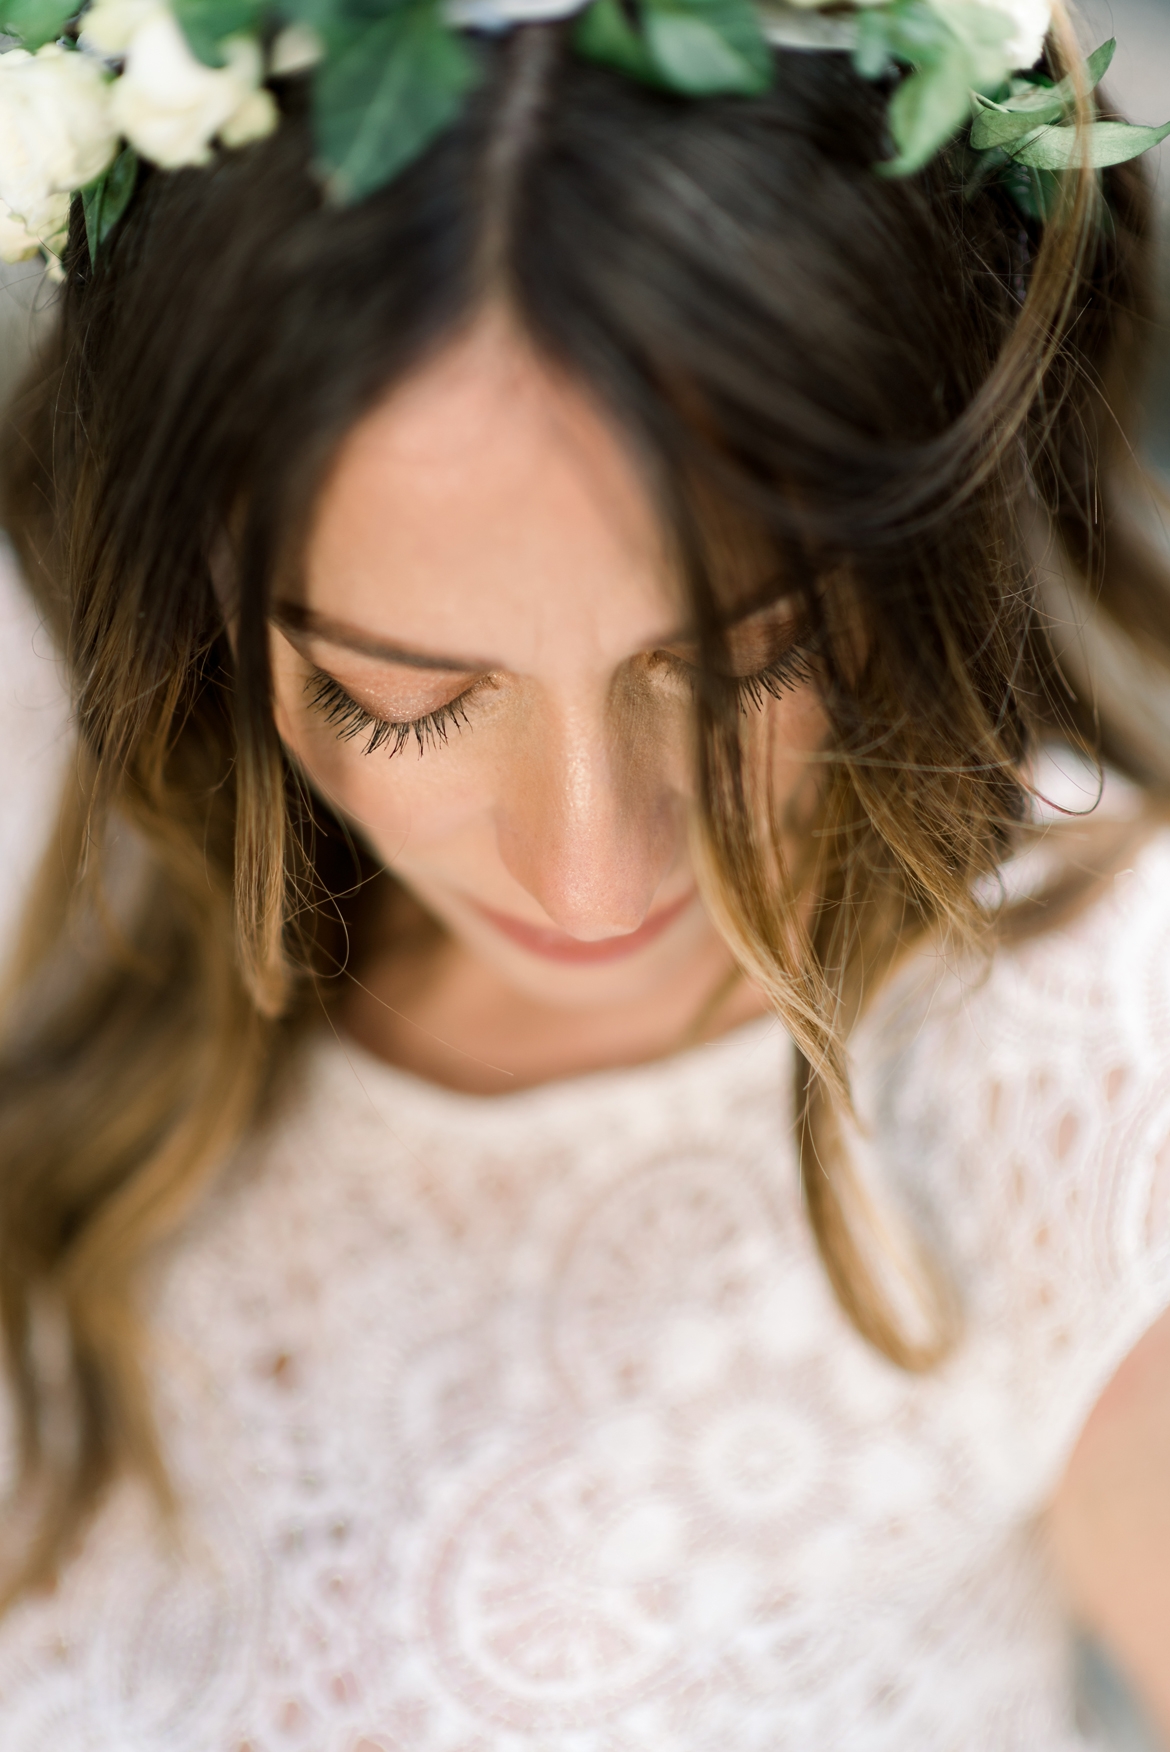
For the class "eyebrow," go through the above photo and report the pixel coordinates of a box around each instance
[272,602,491,674]
[271,586,803,674]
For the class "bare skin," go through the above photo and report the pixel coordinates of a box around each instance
[270,309,825,1091]
[270,308,1170,1730]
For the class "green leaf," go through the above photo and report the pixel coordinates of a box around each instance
[996,160,1061,223]
[881,37,974,176]
[1010,117,1170,171]
[575,0,660,85]
[313,0,478,204]
[173,0,264,66]
[79,145,138,262]
[578,0,769,97]
[1,0,73,48]
[1005,37,1115,112]
[971,35,1117,145]
[970,100,1056,150]
[643,0,770,96]
[853,0,955,81]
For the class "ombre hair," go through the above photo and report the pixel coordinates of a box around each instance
[1,7,1167,1599]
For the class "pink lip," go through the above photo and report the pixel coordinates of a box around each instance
[471,890,697,964]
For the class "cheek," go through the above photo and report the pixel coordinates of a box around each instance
[752,685,830,825]
[271,675,494,857]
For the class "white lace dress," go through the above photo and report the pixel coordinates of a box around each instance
[0,806,1169,1751]
[1,549,1169,1749]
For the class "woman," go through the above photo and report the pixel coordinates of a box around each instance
[0,0,1168,1743]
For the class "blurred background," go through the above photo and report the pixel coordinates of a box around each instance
[0,2,1168,1744]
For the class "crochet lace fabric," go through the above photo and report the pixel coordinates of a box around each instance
[1,818,1169,1750]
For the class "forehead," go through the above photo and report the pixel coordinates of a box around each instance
[303,313,681,671]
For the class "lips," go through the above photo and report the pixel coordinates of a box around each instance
[470,889,696,964]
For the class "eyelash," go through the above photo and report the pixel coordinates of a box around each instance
[725,641,816,713]
[305,668,478,757]
[305,637,816,759]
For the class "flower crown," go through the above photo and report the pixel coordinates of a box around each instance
[0,0,1167,276]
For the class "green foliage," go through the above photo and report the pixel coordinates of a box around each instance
[992,158,1061,222]
[78,145,138,261]
[310,0,478,203]
[0,0,73,49]
[576,0,771,98]
[575,0,658,85]
[855,0,1009,177]
[1010,117,1170,171]
[173,0,266,65]
[966,36,1170,181]
[969,38,1115,149]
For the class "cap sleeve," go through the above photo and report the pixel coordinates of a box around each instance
[858,833,1170,1500]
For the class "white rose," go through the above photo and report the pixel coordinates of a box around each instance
[268,22,325,77]
[928,0,1050,80]
[79,0,158,56]
[0,189,69,263]
[991,0,1051,69]
[107,4,276,170]
[0,200,38,262]
[0,45,117,226]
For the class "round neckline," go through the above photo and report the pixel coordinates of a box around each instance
[313,1007,787,1123]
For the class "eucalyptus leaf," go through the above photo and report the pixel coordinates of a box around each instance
[970,100,1056,150]
[1,0,73,48]
[1010,117,1170,171]
[173,0,265,65]
[997,37,1115,114]
[970,36,1116,149]
[313,0,478,204]
[79,146,138,262]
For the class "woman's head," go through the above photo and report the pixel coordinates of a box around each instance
[1,16,1165,1595]
[21,30,1114,1012]
[273,305,826,1013]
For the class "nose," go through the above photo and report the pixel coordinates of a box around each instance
[494,697,682,939]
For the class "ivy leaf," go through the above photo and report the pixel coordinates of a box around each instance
[313,0,478,204]
[643,0,770,96]
[1010,117,1170,171]
[1,0,73,48]
[574,0,659,85]
[79,145,138,262]
[173,0,265,65]
[577,0,770,97]
[883,51,971,173]
[853,0,957,82]
[854,0,985,175]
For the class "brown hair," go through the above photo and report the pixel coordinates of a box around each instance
[0,5,1167,1598]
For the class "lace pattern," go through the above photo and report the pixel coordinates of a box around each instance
[1,834,1169,1748]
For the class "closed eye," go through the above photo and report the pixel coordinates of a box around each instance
[657,630,818,713]
[731,641,817,711]
[305,668,481,757]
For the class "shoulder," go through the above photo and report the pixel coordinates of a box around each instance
[866,818,1170,1235]
[857,820,1170,1482]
